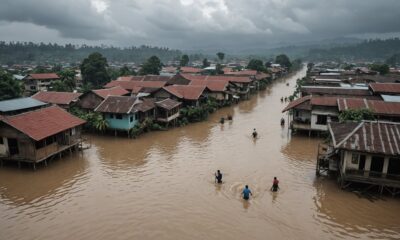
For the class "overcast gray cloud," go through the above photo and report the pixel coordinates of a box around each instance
[1,0,400,50]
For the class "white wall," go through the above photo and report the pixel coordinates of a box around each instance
[0,137,9,156]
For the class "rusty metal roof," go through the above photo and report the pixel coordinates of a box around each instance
[329,121,400,156]
[163,85,206,100]
[338,98,400,117]
[95,96,138,114]
[92,86,130,99]
[310,96,338,107]
[155,98,181,110]
[282,95,311,112]
[1,106,86,141]
[301,87,370,96]
[369,83,400,94]
[27,73,59,80]
[133,98,155,112]
[32,91,82,105]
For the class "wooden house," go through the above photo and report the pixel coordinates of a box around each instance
[155,98,181,126]
[23,73,60,93]
[77,86,130,111]
[32,91,82,109]
[153,85,207,107]
[317,121,400,196]
[94,96,140,132]
[0,106,86,168]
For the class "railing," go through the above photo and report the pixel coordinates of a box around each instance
[345,169,400,181]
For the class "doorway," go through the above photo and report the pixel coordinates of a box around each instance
[358,155,366,171]
[387,158,400,177]
[370,156,384,177]
[7,138,19,155]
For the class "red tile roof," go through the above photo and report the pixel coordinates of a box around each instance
[338,98,400,117]
[225,70,257,76]
[32,91,82,105]
[163,85,206,100]
[180,67,202,74]
[28,73,59,80]
[1,106,85,141]
[369,83,400,94]
[282,96,311,112]
[92,86,130,99]
[329,121,400,156]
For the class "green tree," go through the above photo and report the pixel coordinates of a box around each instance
[216,52,225,62]
[215,63,224,74]
[386,54,400,67]
[80,52,110,88]
[139,56,162,75]
[50,80,70,92]
[59,69,76,91]
[275,54,292,68]
[119,65,135,76]
[370,63,390,75]
[0,71,22,100]
[339,109,375,122]
[247,59,265,72]
[180,54,189,67]
[202,58,210,68]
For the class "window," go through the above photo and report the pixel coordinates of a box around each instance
[116,114,123,119]
[109,114,114,118]
[71,128,76,136]
[316,115,327,125]
[351,153,359,164]
[0,137,3,145]
[130,116,134,122]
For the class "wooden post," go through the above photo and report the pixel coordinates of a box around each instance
[44,159,48,167]
[33,163,36,171]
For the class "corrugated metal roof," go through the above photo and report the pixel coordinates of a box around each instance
[369,83,400,94]
[92,86,130,99]
[381,95,400,102]
[282,95,311,112]
[337,98,400,117]
[329,121,400,156]
[27,73,59,80]
[32,91,82,105]
[301,86,370,96]
[95,96,137,114]
[155,98,181,110]
[163,85,206,100]
[310,96,338,106]
[1,106,86,141]
[0,98,47,113]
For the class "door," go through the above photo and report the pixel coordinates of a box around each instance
[387,158,400,178]
[7,138,19,155]
[370,156,384,177]
[358,155,366,171]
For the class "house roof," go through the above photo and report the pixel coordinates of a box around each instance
[27,73,59,80]
[301,86,370,96]
[337,98,400,117]
[225,70,257,76]
[95,96,138,114]
[282,95,311,112]
[133,98,155,112]
[0,97,48,113]
[163,85,206,100]
[381,95,400,102]
[180,67,202,74]
[310,96,338,107]
[32,91,82,105]
[369,83,400,94]
[104,80,166,91]
[1,106,85,141]
[92,86,130,99]
[329,121,400,156]
[155,98,182,110]
[180,73,252,83]
[189,79,228,92]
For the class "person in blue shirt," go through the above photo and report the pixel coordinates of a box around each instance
[242,185,253,200]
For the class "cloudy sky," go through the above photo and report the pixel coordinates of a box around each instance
[1,0,400,50]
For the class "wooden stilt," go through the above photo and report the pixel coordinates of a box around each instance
[44,160,48,167]
[18,161,21,168]
[33,163,36,171]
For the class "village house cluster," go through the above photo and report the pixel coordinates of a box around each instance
[283,62,400,196]
[0,65,288,169]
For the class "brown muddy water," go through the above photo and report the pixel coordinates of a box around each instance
[1,67,400,240]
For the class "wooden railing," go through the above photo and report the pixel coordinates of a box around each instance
[345,169,400,181]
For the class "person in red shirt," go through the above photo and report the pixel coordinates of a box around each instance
[271,177,280,192]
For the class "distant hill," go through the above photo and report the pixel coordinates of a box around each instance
[0,42,182,65]
[307,38,400,61]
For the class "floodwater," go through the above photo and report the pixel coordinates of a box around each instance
[1,67,400,240]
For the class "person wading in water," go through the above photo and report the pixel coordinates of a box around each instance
[242,185,253,200]
[271,177,280,192]
[215,170,223,184]
[252,128,258,139]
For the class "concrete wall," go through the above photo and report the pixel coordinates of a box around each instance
[343,151,390,174]
[0,137,8,156]
[105,113,138,130]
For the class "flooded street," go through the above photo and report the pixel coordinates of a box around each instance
[1,67,400,240]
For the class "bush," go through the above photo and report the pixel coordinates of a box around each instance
[339,109,376,122]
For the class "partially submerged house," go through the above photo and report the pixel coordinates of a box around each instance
[154,85,208,107]
[0,106,86,168]
[94,96,140,133]
[32,91,82,109]
[77,86,130,111]
[155,98,181,126]
[23,73,60,93]
[301,86,371,97]
[318,121,400,195]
